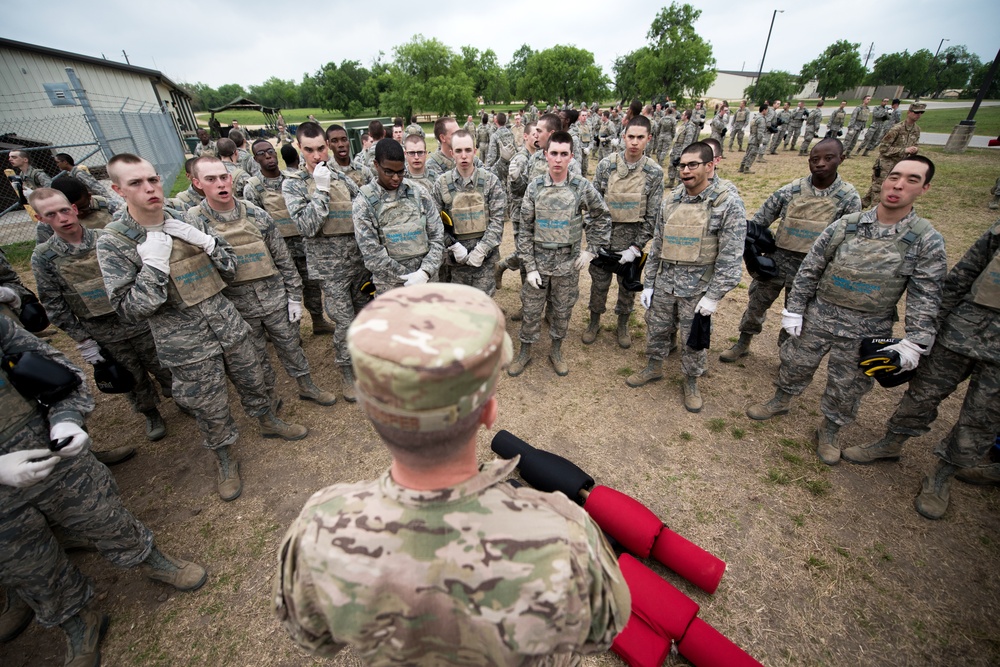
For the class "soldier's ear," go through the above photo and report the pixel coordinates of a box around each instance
[481,396,498,430]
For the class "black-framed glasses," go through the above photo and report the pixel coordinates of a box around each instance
[254,148,276,157]
[405,150,426,157]
[678,161,707,171]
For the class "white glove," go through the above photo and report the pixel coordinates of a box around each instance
[574,250,596,270]
[137,231,173,274]
[0,449,60,488]
[781,309,803,338]
[641,288,653,309]
[449,242,469,263]
[162,219,216,254]
[499,142,514,161]
[884,338,923,372]
[466,246,487,268]
[401,270,429,287]
[0,286,21,309]
[76,339,105,365]
[313,161,332,192]
[611,138,620,149]
[695,296,718,316]
[49,421,90,458]
[619,246,642,264]
[526,270,542,289]
[287,299,302,323]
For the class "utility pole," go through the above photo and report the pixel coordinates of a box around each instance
[751,10,784,102]
[863,43,875,69]
[122,50,130,65]
[944,46,999,153]
[935,39,950,58]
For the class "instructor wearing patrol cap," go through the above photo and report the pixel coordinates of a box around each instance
[273,283,630,663]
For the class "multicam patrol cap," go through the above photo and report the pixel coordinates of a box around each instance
[347,283,513,432]
[908,102,927,112]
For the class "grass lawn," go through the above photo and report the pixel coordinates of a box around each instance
[195,108,346,127]
[918,105,1000,135]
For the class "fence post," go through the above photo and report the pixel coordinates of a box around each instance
[66,67,115,161]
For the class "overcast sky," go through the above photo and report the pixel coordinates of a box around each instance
[3,0,995,90]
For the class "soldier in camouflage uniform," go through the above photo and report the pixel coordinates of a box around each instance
[0,248,33,326]
[559,108,585,165]
[494,122,539,294]
[274,282,631,664]
[403,134,435,191]
[785,101,809,151]
[826,100,848,138]
[0,317,206,666]
[843,96,872,158]
[353,139,445,294]
[283,122,372,402]
[577,110,594,175]
[728,101,750,152]
[738,104,769,174]
[842,219,1000,518]
[189,157,336,409]
[798,101,825,156]
[860,98,892,157]
[243,138,332,334]
[463,114,476,136]
[720,139,862,363]
[194,128,217,158]
[508,131,612,378]
[598,111,617,162]
[165,157,206,212]
[628,142,747,413]
[991,177,1000,210]
[405,115,425,139]
[709,105,729,157]
[325,124,374,188]
[476,114,491,162]
[426,117,485,181]
[352,121,385,172]
[432,131,505,296]
[768,102,792,154]
[586,116,663,349]
[863,103,924,207]
[217,138,251,199]
[36,176,118,244]
[30,189,171,446]
[7,150,51,190]
[227,130,260,178]
[667,110,700,187]
[747,156,947,467]
[53,154,119,203]
[98,154,305,502]
[657,107,677,164]
[485,112,516,187]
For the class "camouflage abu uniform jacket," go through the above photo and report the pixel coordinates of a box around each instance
[431,167,506,258]
[786,207,947,346]
[593,153,664,253]
[273,457,631,665]
[425,150,485,181]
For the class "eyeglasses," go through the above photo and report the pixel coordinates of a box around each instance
[254,148,276,157]
[405,151,426,157]
[678,161,706,171]
[377,164,405,176]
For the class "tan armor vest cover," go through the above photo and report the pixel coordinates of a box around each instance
[969,246,1000,311]
[659,186,727,265]
[251,178,298,238]
[441,170,488,239]
[308,179,354,237]
[50,244,115,318]
[775,180,841,254]
[605,155,648,224]
[363,183,430,261]
[201,204,277,285]
[532,177,584,249]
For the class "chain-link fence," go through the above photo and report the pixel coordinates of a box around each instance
[1,71,185,246]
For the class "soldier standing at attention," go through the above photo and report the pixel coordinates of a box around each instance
[476,114,491,162]
[709,103,729,157]
[194,128,217,158]
[841,220,1000,519]
[405,115,425,139]
[720,139,862,362]
[0,318,206,667]
[785,101,809,151]
[746,156,947,466]
[273,283,631,664]
[738,104,769,174]
[353,121,385,172]
[628,142,746,412]
[798,101,825,156]
[577,109,593,175]
[426,116,484,181]
[585,116,663,349]
[30,188,171,449]
[462,114,476,136]
[768,102,791,155]
[325,124,375,188]
[494,122,538,294]
[863,102,925,207]
[283,122,371,402]
[188,157,337,410]
[657,106,677,165]
[508,131,611,377]
[244,138,333,335]
[826,100,848,138]
[433,130,506,295]
[353,139,445,294]
[667,110,699,187]
[843,95,872,158]
[97,154,305,502]
[216,138,251,199]
[402,134,433,190]
[861,98,893,157]
[598,110,616,162]
[165,157,206,212]
[728,100,749,152]
[485,112,516,186]
[7,150,51,191]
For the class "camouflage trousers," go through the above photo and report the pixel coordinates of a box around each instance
[644,290,705,377]
[0,420,152,626]
[785,124,803,149]
[321,267,372,367]
[290,250,325,318]
[862,124,889,153]
[799,126,819,155]
[171,335,270,450]
[768,129,786,154]
[599,144,614,162]
[519,271,579,344]
[581,146,590,177]
[710,130,725,156]
[446,246,499,297]
[776,326,876,426]
[667,149,684,184]
[103,331,172,414]
[886,343,1000,468]
[588,223,643,316]
[738,249,805,336]
[843,125,865,155]
[740,136,763,171]
[657,135,673,164]
[245,306,310,390]
[728,125,746,151]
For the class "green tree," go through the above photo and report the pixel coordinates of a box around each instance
[298,72,321,107]
[248,77,299,109]
[380,35,475,119]
[963,58,1000,99]
[215,83,248,105]
[866,49,933,97]
[627,3,716,102]
[927,45,981,98]
[314,60,372,114]
[461,47,509,103]
[518,45,608,105]
[744,71,799,105]
[178,82,219,111]
[506,44,535,102]
[798,40,866,99]
[612,49,645,104]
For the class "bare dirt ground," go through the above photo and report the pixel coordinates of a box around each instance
[2,143,999,667]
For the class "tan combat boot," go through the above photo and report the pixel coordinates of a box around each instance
[842,432,909,464]
[297,375,337,406]
[549,339,569,376]
[340,366,357,403]
[0,590,33,643]
[616,314,632,349]
[507,343,532,377]
[719,332,753,363]
[915,461,958,520]
[746,388,793,420]
[683,376,702,413]
[626,358,663,388]
[956,463,1000,486]
[815,418,841,466]
[214,446,242,501]
[259,412,308,441]
[140,547,207,591]
[581,312,601,345]
[143,407,166,442]
[60,604,109,667]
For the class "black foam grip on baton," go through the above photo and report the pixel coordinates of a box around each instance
[491,430,595,501]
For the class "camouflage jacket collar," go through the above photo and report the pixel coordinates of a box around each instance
[379,458,519,507]
[43,227,98,256]
[805,174,845,195]
[865,207,920,236]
